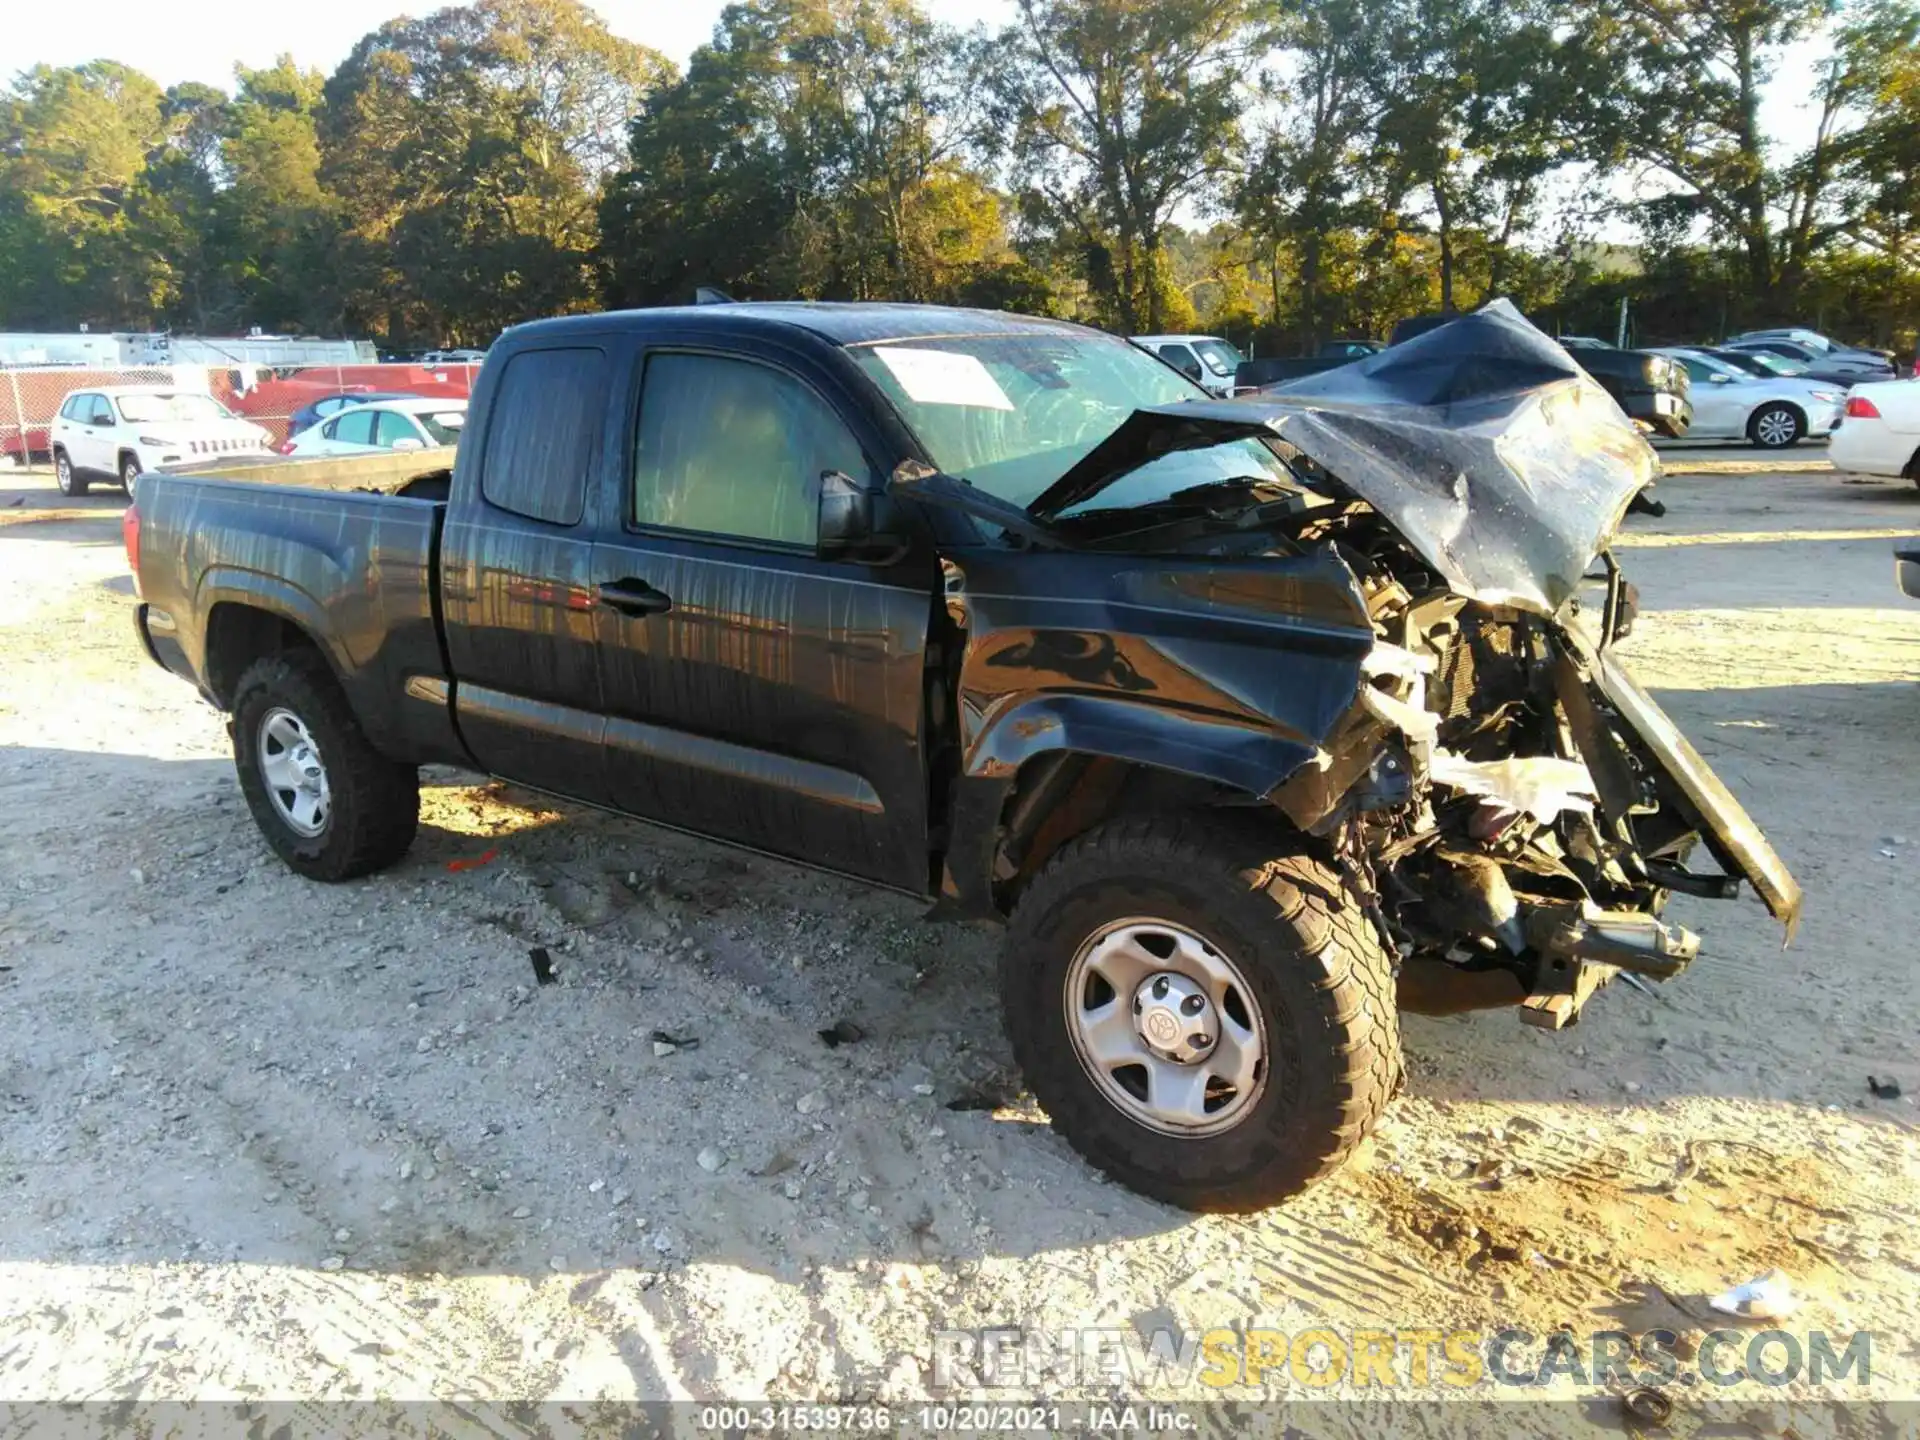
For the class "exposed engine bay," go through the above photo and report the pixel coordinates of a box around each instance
[1263,501,1736,1028]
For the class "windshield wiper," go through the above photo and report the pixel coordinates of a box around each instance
[1068,482,1316,552]
[889,460,1069,549]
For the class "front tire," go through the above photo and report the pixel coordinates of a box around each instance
[1002,814,1401,1211]
[1749,402,1804,449]
[54,448,88,497]
[231,651,419,881]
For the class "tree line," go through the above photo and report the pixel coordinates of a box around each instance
[3,0,1916,353]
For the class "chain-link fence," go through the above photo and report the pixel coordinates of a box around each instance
[1,361,481,461]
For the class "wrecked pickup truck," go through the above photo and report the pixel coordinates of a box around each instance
[127,299,1799,1212]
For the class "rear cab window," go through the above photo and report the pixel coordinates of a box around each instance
[480,347,609,526]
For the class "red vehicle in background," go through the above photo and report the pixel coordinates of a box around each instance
[213,362,479,445]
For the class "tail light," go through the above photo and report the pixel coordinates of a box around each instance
[1846,395,1881,419]
[122,502,142,597]
[275,440,296,455]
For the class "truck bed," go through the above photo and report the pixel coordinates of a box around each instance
[133,469,454,762]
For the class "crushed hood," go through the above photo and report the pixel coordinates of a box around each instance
[1029,301,1659,618]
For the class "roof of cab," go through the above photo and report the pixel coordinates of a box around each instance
[502,302,1100,348]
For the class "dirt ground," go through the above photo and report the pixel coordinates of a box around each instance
[2,452,1919,1431]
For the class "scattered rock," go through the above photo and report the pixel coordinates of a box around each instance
[796,1090,827,1116]
[129,867,146,885]
[1869,1076,1902,1099]
[819,1019,865,1048]
[697,1146,726,1173]
[650,1029,699,1050]
[512,1206,533,1219]
[652,1041,678,1058]
[398,1159,415,1181]
[320,1255,346,1272]
[333,1227,352,1243]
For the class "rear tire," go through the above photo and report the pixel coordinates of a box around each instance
[1748,402,1804,449]
[120,453,140,493]
[231,651,419,881]
[54,448,87,497]
[1002,813,1401,1211]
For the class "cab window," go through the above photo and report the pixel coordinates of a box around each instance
[630,352,865,547]
[479,347,608,526]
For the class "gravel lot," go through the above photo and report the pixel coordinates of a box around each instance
[2,454,1919,1425]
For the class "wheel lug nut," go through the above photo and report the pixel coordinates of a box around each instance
[1181,994,1205,1015]
[1151,976,1169,998]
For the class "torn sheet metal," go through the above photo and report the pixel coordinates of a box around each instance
[1028,301,1657,618]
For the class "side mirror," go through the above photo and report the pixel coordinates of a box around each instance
[817,470,911,566]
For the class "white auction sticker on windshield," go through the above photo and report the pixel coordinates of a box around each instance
[873,346,1014,410]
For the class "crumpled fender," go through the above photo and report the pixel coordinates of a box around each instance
[964,690,1327,797]
[939,544,1375,916]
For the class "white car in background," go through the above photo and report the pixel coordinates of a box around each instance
[1653,348,1847,447]
[281,399,467,457]
[1131,333,1246,397]
[51,386,271,496]
[1828,380,1920,481]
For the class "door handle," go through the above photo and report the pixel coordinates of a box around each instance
[596,578,673,616]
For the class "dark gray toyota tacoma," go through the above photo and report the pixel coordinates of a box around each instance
[129,299,1800,1211]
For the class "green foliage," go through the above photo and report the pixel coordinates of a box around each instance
[601,0,1027,309]
[0,0,1915,357]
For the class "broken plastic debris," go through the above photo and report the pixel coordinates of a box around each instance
[528,946,555,985]
[446,847,499,872]
[1710,1268,1797,1320]
[1429,751,1598,823]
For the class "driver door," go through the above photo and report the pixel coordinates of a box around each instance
[589,342,935,891]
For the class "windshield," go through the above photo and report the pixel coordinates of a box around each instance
[114,392,233,423]
[413,409,466,445]
[1192,339,1245,376]
[851,333,1292,514]
[1672,352,1743,382]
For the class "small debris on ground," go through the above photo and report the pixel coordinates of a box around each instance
[649,1029,699,1049]
[1710,1269,1798,1320]
[1869,1076,1902,1099]
[528,946,555,985]
[818,1019,865,1048]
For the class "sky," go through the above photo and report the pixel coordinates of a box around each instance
[3,0,1014,88]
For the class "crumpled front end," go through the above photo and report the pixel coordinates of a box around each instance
[1266,523,1799,1028]
[1018,301,1800,1028]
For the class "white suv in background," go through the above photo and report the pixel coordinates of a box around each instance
[51,386,271,496]
[1132,334,1247,397]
